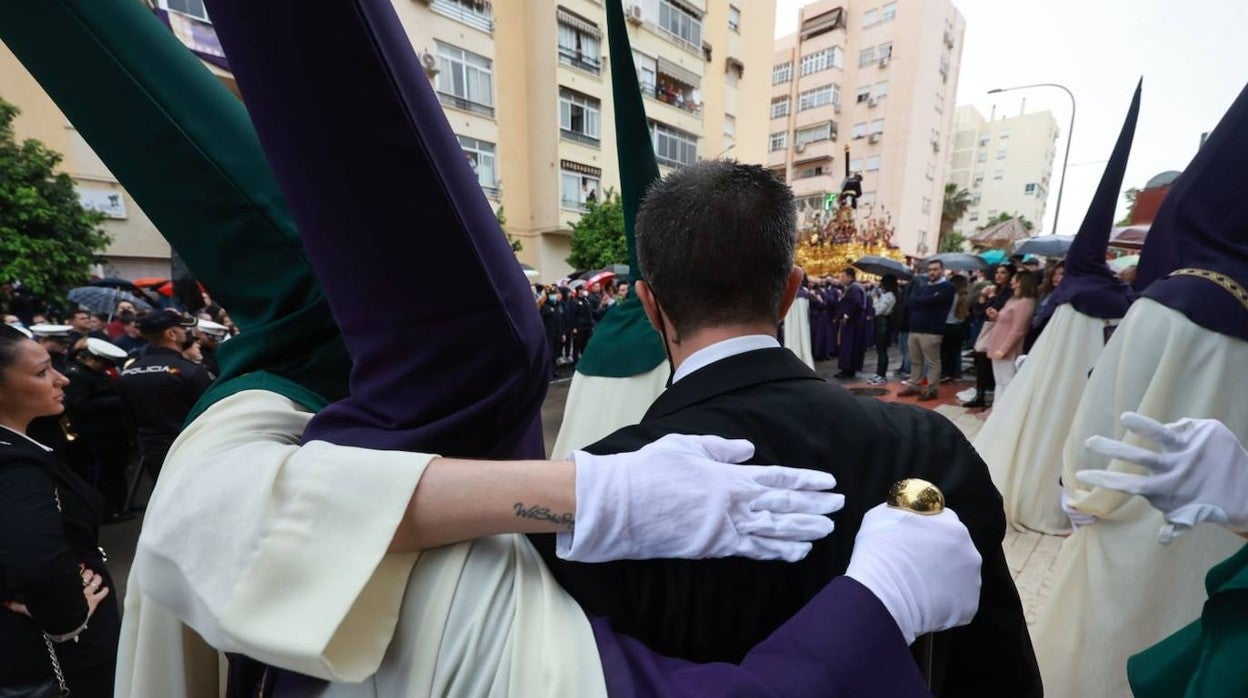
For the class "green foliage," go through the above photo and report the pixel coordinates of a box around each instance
[566,188,626,270]
[939,230,968,253]
[495,205,521,252]
[1115,187,1139,227]
[977,212,1034,231]
[937,183,973,252]
[0,98,109,305]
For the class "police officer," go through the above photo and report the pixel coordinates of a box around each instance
[64,337,134,521]
[116,309,212,481]
[28,323,73,373]
[194,318,228,377]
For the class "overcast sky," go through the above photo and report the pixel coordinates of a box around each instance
[774,0,1248,234]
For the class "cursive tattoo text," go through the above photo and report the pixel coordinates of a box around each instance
[513,503,574,530]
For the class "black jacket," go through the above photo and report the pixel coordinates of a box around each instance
[0,428,120,691]
[116,346,212,467]
[63,361,130,438]
[534,348,1042,697]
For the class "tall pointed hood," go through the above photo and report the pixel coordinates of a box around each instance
[1044,79,1141,320]
[1136,81,1248,342]
[574,0,667,377]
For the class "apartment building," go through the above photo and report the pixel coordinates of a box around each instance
[0,0,776,284]
[770,0,965,257]
[946,104,1058,236]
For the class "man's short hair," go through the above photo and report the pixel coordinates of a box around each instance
[927,259,945,270]
[842,267,857,280]
[635,160,796,335]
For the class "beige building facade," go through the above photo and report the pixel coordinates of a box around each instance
[1,0,776,285]
[770,0,965,257]
[947,104,1058,236]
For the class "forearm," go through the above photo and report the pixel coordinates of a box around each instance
[391,457,575,552]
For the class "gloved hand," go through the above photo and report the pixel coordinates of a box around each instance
[1060,489,1098,531]
[845,504,982,645]
[558,434,844,563]
[1077,412,1248,544]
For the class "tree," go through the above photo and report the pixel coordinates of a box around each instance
[939,231,968,253]
[937,183,972,252]
[977,212,1034,232]
[1115,187,1139,226]
[495,205,521,253]
[566,188,626,270]
[0,97,109,305]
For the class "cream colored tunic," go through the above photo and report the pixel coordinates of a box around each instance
[1031,299,1248,698]
[784,297,816,371]
[116,390,607,697]
[976,304,1114,534]
[550,364,670,457]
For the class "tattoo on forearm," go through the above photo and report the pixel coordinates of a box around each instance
[514,503,574,529]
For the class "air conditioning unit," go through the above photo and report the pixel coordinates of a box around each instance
[420,50,440,78]
[867,97,878,108]
[627,4,644,25]
[931,141,941,152]
[878,56,890,68]
[868,133,880,144]
[794,142,807,153]
[833,103,842,114]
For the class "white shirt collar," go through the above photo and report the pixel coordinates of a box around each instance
[0,424,53,452]
[671,334,781,384]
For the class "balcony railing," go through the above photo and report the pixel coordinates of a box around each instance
[481,185,501,200]
[430,0,494,33]
[560,128,601,147]
[437,92,495,118]
[558,46,601,74]
[651,84,702,115]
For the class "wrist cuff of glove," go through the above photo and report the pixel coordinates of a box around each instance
[844,569,917,646]
[557,450,629,563]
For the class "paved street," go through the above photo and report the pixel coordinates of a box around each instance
[103,348,1061,632]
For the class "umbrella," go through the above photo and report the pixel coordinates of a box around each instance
[1109,254,1140,271]
[978,249,1008,266]
[67,286,153,315]
[88,277,143,294]
[852,255,912,279]
[1108,225,1149,250]
[519,263,540,281]
[586,271,616,288]
[923,252,988,272]
[1014,235,1075,258]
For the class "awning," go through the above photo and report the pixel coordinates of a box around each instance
[800,8,845,39]
[725,56,744,75]
[669,0,704,19]
[556,7,602,38]
[657,57,700,87]
[560,160,602,177]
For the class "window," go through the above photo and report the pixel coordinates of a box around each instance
[997,148,1007,160]
[878,42,893,61]
[559,88,601,144]
[977,152,987,163]
[769,131,788,152]
[796,164,827,179]
[723,114,736,138]
[973,174,984,188]
[726,65,740,87]
[987,209,999,218]
[770,97,790,119]
[926,162,936,180]
[435,42,494,116]
[993,169,1004,180]
[1024,183,1037,194]
[869,118,885,134]
[858,47,875,67]
[800,47,844,76]
[969,212,979,222]
[561,168,601,211]
[652,121,698,167]
[635,51,658,93]
[852,122,868,138]
[798,85,838,111]
[659,1,703,49]
[873,81,889,99]
[728,5,741,32]
[850,158,863,171]
[978,135,989,147]
[881,2,897,21]
[163,0,208,21]
[430,0,493,32]
[558,12,602,74]
[855,86,871,103]
[795,122,834,147]
[458,135,498,196]
[862,8,878,27]
[866,155,881,171]
[772,62,792,85]
[921,197,931,214]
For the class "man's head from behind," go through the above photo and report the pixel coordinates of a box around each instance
[634,160,800,344]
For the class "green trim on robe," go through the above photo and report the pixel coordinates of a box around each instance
[1129,542,1248,698]
[0,0,351,418]
[572,0,666,378]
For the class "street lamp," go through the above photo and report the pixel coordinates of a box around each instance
[987,83,1075,234]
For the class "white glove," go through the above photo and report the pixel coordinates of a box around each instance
[844,504,982,645]
[1077,412,1248,544]
[558,434,844,563]
[1059,489,1098,531]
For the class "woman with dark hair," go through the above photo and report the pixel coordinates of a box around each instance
[868,274,898,384]
[984,272,1039,400]
[1025,260,1065,352]
[963,264,1015,408]
[0,324,119,696]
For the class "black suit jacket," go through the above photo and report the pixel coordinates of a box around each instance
[0,429,120,688]
[534,348,1042,697]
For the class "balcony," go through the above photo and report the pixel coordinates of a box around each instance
[560,128,600,147]
[436,92,495,118]
[429,0,494,33]
[558,46,601,75]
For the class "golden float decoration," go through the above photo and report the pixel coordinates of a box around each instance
[886,478,945,515]
[794,199,907,279]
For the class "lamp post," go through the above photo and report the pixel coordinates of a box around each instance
[987,83,1075,234]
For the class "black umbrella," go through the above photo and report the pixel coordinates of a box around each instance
[923,252,988,272]
[67,286,153,316]
[88,277,143,294]
[853,255,912,279]
[1014,235,1075,258]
